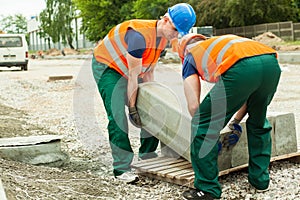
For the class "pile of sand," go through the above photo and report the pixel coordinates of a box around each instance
[252,32,284,45]
[62,48,80,55]
[252,32,300,51]
[46,48,62,56]
[44,48,80,56]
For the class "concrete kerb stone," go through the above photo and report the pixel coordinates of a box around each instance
[137,82,298,171]
[278,52,300,64]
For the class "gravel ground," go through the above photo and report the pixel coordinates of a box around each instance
[0,57,299,200]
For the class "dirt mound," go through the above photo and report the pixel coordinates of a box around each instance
[44,48,80,56]
[252,32,300,51]
[46,48,62,56]
[62,48,80,55]
[252,32,284,45]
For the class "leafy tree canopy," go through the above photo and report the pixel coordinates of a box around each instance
[73,0,134,42]
[0,14,27,34]
[196,0,299,28]
[39,0,75,49]
[59,0,300,42]
[132,0,169,19]
[73,0,181,41]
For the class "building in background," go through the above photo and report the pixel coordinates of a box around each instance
[27,16,94,51]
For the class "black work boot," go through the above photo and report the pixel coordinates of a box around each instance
[183,189,214,200]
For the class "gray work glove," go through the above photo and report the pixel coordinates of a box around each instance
[223,118,242,148]
[128,106,142,128]
[228,118,241,130]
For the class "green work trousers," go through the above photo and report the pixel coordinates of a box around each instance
[191,54,281,198]
[92,57,159,176]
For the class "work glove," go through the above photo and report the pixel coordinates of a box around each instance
[223,119,242,149]
[228,118,241,130]
[218,141,222,155]
[128,106,142,128]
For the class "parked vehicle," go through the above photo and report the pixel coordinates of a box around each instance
[0,34,29,71]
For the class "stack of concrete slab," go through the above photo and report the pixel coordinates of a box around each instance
[0,135,68,167]
[231,112,297,168]
[137,82,298,171]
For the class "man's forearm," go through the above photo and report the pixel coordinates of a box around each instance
[127,76,139,107]
[142,68,154,82]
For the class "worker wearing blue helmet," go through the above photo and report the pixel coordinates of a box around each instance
[168,3,197,36]
[92,3,196,183]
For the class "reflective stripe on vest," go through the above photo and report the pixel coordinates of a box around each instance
[201,35,250,81]
[94,20,167,78]
[216,37,250,66]
[190,35,276,82]
[103,24,128,76]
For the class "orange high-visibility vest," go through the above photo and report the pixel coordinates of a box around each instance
[94,20,168,78]
[189,35,277,82]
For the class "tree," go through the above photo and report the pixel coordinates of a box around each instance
[39,0,76,49]
[132,0,199,22]
[195,0,299,29]
[291,0,300,20]
[0,14,27,34]
[196,0,229,28]
[225,0,298,26]
[73,0,136,42]
[73,0,189,42]
[132,0,169,19]
[71,0,300,43]
[39,1,56,49]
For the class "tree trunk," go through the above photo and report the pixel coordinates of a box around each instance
[68,37,75,49]
[47,38,51,49]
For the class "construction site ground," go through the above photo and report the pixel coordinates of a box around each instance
[1,31,300,199]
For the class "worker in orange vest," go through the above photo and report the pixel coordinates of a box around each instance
[92,3,196,183]
[176,33,281,199]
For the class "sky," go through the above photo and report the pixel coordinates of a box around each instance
[0,0,46,19]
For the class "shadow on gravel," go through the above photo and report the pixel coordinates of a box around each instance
[0,103,109,172]
[0,104,53,138]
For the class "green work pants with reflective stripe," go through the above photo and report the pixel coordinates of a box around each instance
[191,54,281,198]
[92,57,159,176]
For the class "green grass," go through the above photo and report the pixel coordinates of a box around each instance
[28,50,37,54]
[282,40,300,45]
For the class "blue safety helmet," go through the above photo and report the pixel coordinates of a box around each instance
[168,3,196,36]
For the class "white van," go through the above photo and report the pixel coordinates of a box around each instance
[0,34,29,71]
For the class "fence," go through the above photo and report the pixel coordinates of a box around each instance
[28,30,95,51]
[27,16,95,51]
[215,21,300,41]
[29,35,95,51]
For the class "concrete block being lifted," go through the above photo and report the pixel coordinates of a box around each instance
[137,82,298,171]
[137,82,191,161]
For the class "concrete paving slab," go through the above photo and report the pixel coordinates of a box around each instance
[0,135,63,147]
[272,112,298,155]
[0,135,68,167]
